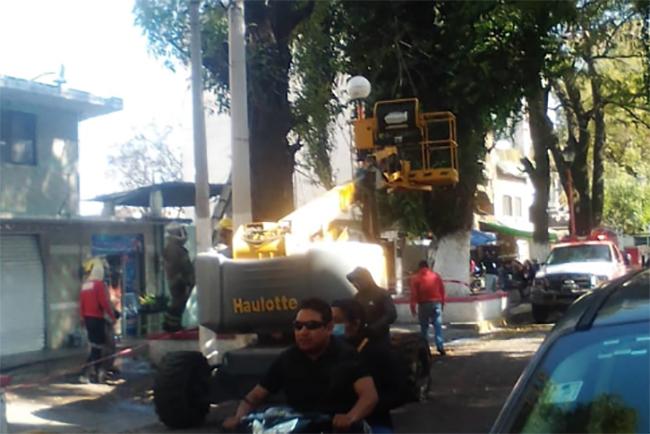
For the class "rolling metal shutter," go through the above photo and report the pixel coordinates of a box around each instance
[0,235,46,355]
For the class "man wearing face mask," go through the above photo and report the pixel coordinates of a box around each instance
[332,299,409,433]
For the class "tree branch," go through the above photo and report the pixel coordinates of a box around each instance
[609,104,650,129]
[597,9,638,57]
[593,54,646,60]
[520,157,536,180]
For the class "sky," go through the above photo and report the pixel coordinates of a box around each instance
[0,0,231,215]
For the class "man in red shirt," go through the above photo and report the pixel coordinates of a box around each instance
[410,260,446,355]
[79,257,116,383]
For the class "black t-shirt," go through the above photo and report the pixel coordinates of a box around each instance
[351,336,408,427]
[259,339,368,414]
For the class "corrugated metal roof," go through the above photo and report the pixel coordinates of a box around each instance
[90,181,225,207]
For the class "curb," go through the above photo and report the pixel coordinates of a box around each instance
[0,349,86,374]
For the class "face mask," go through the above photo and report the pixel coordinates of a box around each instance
[332,323,346,336]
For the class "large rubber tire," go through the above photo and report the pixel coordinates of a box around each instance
[154,351,211,429]
[531,304,549,323]
[391,332,432,402]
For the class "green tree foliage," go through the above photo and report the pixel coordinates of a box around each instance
[603,165,650,233]
[291,2,347,189]
[332,1,549,237]
[134,0,315,221]
[547,0,649,235]
[513,2,575,244]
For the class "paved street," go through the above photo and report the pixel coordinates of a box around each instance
[5,307,550,433]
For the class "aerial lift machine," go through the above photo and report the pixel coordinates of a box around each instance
[153,97,459,428]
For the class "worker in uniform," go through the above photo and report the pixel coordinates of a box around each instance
[346,267,397,345]
[162,223,195,332]
[79,257,116,383]
[410,260,446,355]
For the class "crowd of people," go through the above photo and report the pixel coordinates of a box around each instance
[473,253,540,298]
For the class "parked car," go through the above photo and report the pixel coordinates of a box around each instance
[491,269,650,433]
[531,239,629,322]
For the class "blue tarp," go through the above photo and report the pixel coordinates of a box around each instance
[471,229,496,247]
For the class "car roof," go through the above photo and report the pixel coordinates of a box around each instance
[551,240,615,249]
[551,269,650,336]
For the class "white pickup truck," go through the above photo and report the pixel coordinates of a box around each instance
[531,240,629,322]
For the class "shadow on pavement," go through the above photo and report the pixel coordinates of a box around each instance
[392,329,546,433]
[7,357,158,433]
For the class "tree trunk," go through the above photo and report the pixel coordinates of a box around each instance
[591,106,605,228]
[554,76,593,236]
[530,241,551,263]
[433,230,471,297]
[588,60,605,228]
[524,84,553,244]
[248,102,295,221]
[244,1,314,221]
[573,117,592,236]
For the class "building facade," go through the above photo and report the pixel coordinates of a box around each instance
[0,76,167,359]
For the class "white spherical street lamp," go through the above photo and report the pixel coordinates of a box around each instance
[346,75,371,101]
[347,75,371,120]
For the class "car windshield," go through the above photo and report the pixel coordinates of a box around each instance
[509,321,650,433]
[546,244,612,265]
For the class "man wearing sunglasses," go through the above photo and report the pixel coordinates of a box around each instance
[223,297,378,432]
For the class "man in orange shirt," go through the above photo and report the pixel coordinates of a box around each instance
[410,260,446,355]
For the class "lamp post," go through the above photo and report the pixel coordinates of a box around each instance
[346,76,379,240]
[563,148,576,238]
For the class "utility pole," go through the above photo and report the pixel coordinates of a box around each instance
[228,0,253,229]
[190,0,211,253]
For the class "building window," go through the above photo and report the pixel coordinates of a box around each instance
[502,195,513,216]
[1,110,37,165]
[514,197,522,217]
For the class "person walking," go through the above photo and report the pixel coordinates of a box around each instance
[346,267,397,345]
[410,260,446,355]
[79,257,116,383]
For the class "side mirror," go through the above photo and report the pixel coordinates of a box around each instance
[624,253,631,266]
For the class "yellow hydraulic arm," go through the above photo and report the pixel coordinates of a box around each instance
[233,183,356,259]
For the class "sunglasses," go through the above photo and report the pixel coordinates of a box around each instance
[293,320,325,331]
